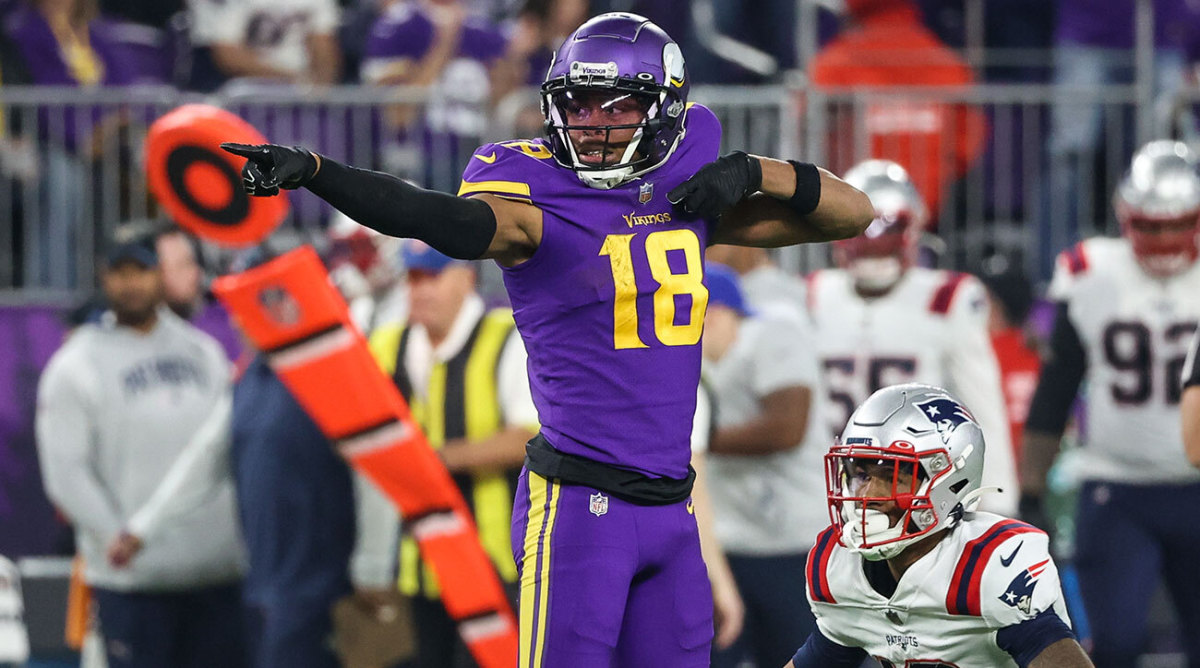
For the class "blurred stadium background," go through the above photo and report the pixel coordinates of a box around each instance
[1,0,1197,665]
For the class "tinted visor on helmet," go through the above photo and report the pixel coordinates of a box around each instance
[544,83,658,172]
[826,442,948,550]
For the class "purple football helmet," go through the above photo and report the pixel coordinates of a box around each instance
[541,13,690,189]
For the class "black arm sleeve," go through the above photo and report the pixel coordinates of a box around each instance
[790,629,867,668]
[1183,328,1200,389]
[1024,302,1087,436]
[306,157,498,260]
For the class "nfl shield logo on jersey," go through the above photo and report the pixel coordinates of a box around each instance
[589,492,609,517]
[639,182,654,204]
[998,558,1049,615]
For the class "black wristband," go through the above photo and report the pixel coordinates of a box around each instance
[786,160,821,216]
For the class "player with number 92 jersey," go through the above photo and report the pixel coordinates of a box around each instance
[1020,140,1200,668]
[1036,235,1200,482]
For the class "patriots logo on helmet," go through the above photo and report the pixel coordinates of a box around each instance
[916,397,977,444]
[999,558,1050,615]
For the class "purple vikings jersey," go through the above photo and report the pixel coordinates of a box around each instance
[459,104,722,479]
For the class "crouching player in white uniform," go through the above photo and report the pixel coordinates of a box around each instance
[786,383,1093,668]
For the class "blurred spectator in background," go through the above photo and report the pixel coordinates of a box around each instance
[505,0,585,86]
[1040,0,1200,277]
[155,226,242,361]
[325,210,409,333]
[490,0,586,137]
[687,378,745,653]
[1022,140,1200,668]
[99,0,182,29]
[702,264,829,668]
[368,241,536,668]
[705,245,806,321]
[361,0,519,190]
[35,229,246,668]
[0,555,29,667]
[5,0,142,289]
[809,0,987,224]
[186,0,341,91]
[979,254,1039,474]
[233,352,356,668]
[808,160,1017,514]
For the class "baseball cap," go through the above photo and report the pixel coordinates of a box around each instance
[106,240,159,268]
[402,240,460,274]
[706,263,752,316]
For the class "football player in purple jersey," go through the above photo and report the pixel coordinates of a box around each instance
[222,12,872,666]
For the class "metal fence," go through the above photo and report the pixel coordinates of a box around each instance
[0,80,1178,300]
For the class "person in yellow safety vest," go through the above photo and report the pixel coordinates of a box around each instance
[369,239,538,668]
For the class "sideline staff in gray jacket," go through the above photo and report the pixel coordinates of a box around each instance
[36,236,246,668]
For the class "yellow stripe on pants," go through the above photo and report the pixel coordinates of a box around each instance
[519,472,559,667]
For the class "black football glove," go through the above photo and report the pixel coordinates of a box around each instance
[220,142,320,196]
[667,151,763,220]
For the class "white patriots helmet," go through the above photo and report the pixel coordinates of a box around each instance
[1113,139,1200,277]
[826,383,987,561]
[834,160,928,293]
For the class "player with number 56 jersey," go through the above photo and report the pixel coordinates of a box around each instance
[808,160,1018,516]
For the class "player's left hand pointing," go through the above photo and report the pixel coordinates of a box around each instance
[221,142,319,196]
[668,151,763,220]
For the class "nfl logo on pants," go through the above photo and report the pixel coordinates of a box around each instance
[589,492,609,517]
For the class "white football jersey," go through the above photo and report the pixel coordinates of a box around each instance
[809,267,1018,514]
[1048,237,1200,483]
[188,0,339,75]
[807,513,1071,668]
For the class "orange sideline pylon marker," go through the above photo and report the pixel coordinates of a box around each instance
[214,247,517,667]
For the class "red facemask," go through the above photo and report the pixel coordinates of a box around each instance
[1118,206,1200,277]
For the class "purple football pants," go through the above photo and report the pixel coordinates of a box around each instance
[510,468,713,667]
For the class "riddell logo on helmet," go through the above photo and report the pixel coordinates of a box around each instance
[570,61,618,82]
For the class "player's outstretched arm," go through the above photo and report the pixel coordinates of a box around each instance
[669,152,873,247]
[1030,639,1094,667]
[1018,301,1086,527]
[220,143,540,265]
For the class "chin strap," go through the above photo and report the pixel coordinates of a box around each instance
[961,486,1003,513]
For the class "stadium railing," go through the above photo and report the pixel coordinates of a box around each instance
[0,81,1159,298]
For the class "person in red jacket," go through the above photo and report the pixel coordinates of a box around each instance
[980,258,1040,474]
[809,0,987,223]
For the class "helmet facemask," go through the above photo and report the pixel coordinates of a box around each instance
[540,14,689,190]
[543,86,659,186]
[826,442,955,561]
[837,160,927,294]
[834,211,917,294]
[1115,140,1200,278]
[1116,204,1200,278]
